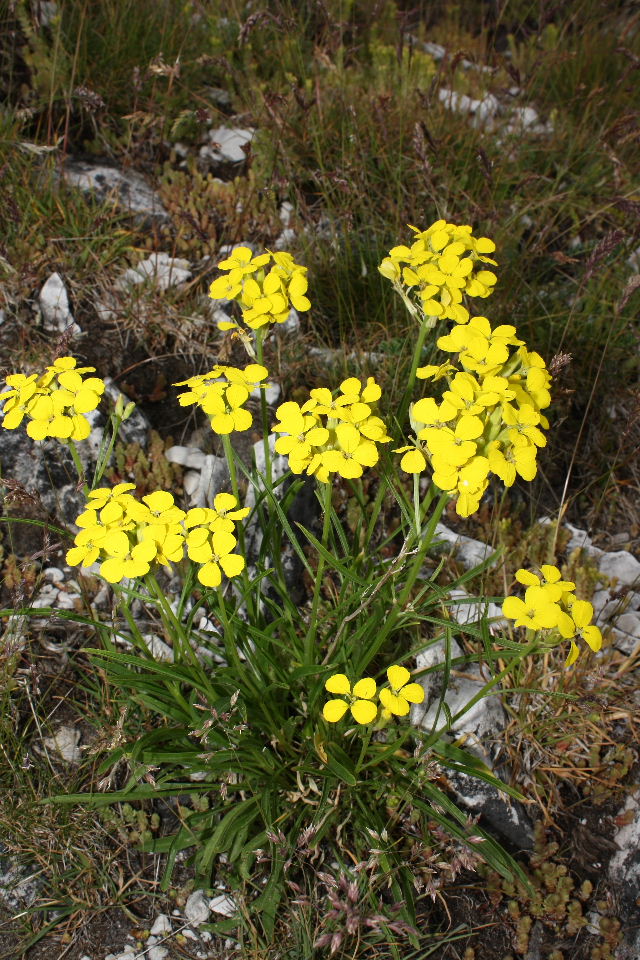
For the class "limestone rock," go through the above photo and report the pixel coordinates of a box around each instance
[200,127,253,168]
[38,272,81,338]
[63,159,169,223]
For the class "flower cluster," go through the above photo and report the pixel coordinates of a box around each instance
[209,247,310,332]
[396,316,552,516]
[67,486,247,587]
[2,356,105,442]
[184,496,248,587]
[174,363,268,435]
[323,665,424,724]
[272,377,392,481]
[503,565,603,666]
[379,220,497,324]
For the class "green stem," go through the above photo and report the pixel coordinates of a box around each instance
[216,584,246,678]
[355,724,373,777]
[255,330,272,491]
[92,411,123,489]
[413,472,421,536]
[220,433,254,622]
[145,571,199,668]
[67,439,89,496]
[397,315,435,429]
[355,489,449,675]
[304,479,333,666]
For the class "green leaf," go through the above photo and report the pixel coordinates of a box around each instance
[252,865,284,939]
[294,522,369,586]
[322,742,357,786]
[200,798,260,871]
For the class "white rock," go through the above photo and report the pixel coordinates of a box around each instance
[63,159,169,221]
[184,889,210,925]
[592,588,615,618]
[38,272,81,337]
[43,566,65,583]
[560,521,604,559]
[472,93,500,127]
[209,893,236,916]
[255,382,280,405]
[42,724,82,763]
[201,127,254,165]
[308,345,386,365]
[609,789,640,893]
[208,306,235,328]
[434,522,494,569]
[273,228,297,250]
[55,591,80,610]
[31,584,59,609]
[598,550,640,589]
[420,40,446,60]
[446,588,505,628]
[279,202,294,226]
[282,308,300,334]
[516,105,540,128]
[183,470,202,499]
[438,88,475,114]
[143,634,175,662]
[147,947,169,960]
[183,454,228,507]
[611,613,640,655]
[149,914,172,936]
[35,0,57,26]
[165,445,207,469]
[116,253,192,292]
[412,640,504,741]
[415,670,504,740]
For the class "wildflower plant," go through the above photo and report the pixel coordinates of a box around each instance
[209,246,310,333]
[503,565,603,666]
[5,228,603,952]
[2,356,105,442]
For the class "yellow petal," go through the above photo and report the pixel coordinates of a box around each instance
[325,673,351,695]
[350,699,377,724]
[197,561,222,588]
[323,699,349,722]
[564,641,580,667]
[387,664,410,692]
[352,677,376,700]
[400,682,424,704]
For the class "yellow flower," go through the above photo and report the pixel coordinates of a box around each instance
[505,566,603,667]
[320,423,379,479]
[563,599,603,666]
[379,220,499,323]
[66,486,190,581]
[274,379,389,482]
[378,665,424,717]
[174,364,268,435]
[502,586,559,630]
[209,248,310,333]
[186,527,245,588]
[273,401,328,463]
[322,673,377,724]
[2,357,104,442]
[99,532,158,584]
